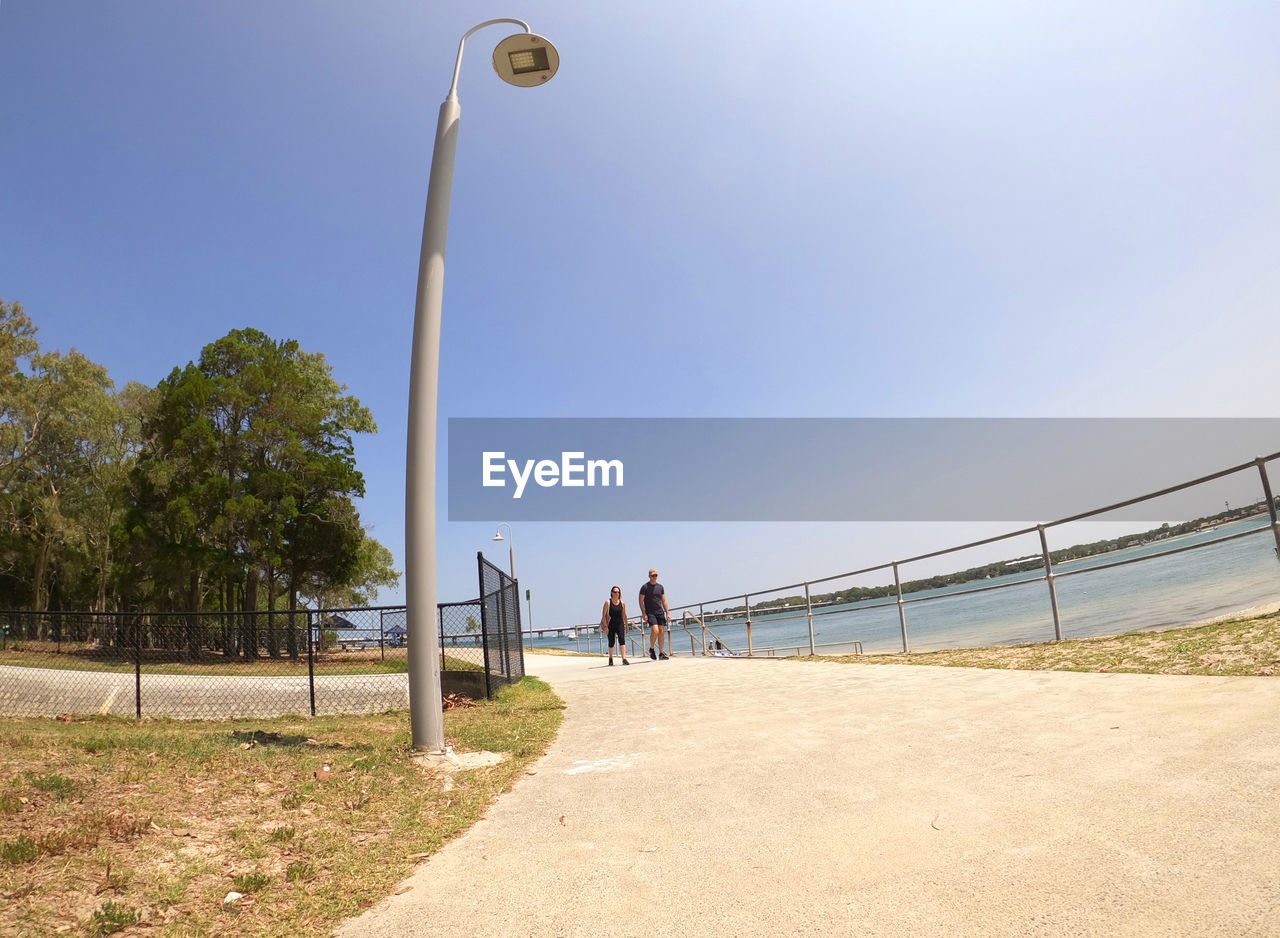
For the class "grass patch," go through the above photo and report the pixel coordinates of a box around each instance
[810,609,1280,676]
[30,773,79,800]
[2,835,39,864]
[88,901,140,936]
[0,676,563,937]
[230,871,273,893]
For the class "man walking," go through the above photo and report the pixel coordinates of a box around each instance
[639,568,670,660]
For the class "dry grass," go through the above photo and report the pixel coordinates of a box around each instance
[0,677,563,937]
[814,609,1280,676]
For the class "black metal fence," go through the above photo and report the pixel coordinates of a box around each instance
[0,554,526,719]
[478,551,525,689]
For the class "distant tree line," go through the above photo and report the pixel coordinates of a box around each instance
[1,299,397,625]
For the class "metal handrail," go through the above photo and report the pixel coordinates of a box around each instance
[664,450,1280,620]
[552,450,1280,656]
[676,611,736,655]
[753,639,864,658]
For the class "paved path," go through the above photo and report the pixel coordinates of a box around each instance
[339,654,1280,938]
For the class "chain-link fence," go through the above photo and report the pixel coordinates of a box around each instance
[0,554,525,718]
[434,555,525,699]
[478,552,525,689]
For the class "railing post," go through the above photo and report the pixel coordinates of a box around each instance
[1257,457,1280,563]
[437,606,445,672]
[699,603,706,654]
[744,594,753,657]
[1038,524,1063,641]
[477,556,493,699]
[504,577,517,684]
[804,582,815,656]
[893,562,909,654]
[306,610,317,717]
[495,580,509,693]
[134,611,142,719]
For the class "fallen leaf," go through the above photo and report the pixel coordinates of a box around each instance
[407,852,431,859]
[442,693,478,711]
[558,816,566,826]
[394,885,413,895]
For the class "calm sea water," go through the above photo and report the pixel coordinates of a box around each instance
[543,515,1280,656]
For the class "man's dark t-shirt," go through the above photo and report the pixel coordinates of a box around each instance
[640,581,666,619]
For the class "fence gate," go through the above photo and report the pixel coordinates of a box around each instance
[477,552,525,696]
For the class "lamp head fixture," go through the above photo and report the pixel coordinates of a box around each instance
[492,33,559,87]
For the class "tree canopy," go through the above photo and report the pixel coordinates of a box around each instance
[0,301,398,622]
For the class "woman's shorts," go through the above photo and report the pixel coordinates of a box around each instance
[607,623,626,647]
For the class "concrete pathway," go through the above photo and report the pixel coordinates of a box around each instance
[338,654,1280,937]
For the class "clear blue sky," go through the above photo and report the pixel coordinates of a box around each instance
[3,2,1278,626]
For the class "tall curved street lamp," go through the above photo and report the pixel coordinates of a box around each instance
[491,522,516,581]
[406,21,559,752]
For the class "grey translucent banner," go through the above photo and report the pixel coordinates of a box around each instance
[447,418,1280,522]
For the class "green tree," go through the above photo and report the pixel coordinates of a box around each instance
[0,301,122,613]
[128,328,383,657]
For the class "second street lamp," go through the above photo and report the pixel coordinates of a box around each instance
[491,523,516,582]
[405,21,559,752]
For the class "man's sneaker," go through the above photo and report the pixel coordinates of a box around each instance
[649,648,657,660]
[659,653,669,660]
[608,658,614,666]
[622,658,630,666]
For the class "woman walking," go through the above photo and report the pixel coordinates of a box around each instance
[600,586,630,666]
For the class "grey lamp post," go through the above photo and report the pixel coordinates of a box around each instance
[491,522,516,582]
[405,21,559,751]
